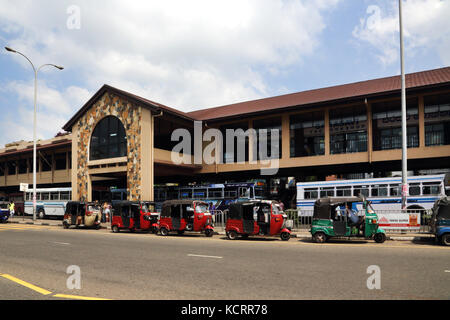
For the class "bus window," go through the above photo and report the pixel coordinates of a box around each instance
[255,187,265,198]
[41,192,50,200]
[371,185,388,197]
[60,191,70,200]
[208,188,223,199]
[180,189,192,199]
[422,182,441,195]
[353,186,369,197]
[336,187,351,197]
[193,189,206,199]
[50,192,59,200]
[320,187,334,198]
[409,183,421,196]
[390,185,400,196]
[239,187,250,198]
[304,188,318,199]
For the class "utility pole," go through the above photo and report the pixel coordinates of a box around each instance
[399,0,408,210]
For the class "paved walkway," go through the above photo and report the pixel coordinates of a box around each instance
[7,216,435,242]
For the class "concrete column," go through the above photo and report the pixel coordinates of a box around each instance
[282,114,290,159]
[418,95,425,148]
[324,108,330,156]
[141,108,154,201]
[71,123,79,201]
[248,119,255,163]
[367,101,373,163]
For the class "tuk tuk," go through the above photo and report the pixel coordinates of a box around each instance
[158,200,214,237]
[111,201,159,233]
[430,197,450,246]
[225,200,293,241]
[0,201,10,223]
[63,202,102,229]
[310,197,386,243]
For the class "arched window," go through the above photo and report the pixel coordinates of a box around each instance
[90,116,127,161]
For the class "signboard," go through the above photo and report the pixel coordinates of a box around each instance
[20,183,29,192]
[377,212,421,231]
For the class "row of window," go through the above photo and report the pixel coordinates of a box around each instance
[0,153,71,177]
[303,182,442,199]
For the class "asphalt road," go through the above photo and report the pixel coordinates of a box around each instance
[0,224,449,300]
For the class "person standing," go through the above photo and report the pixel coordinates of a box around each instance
[9,201,15,220]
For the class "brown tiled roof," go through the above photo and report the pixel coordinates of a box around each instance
[187,66,450,121]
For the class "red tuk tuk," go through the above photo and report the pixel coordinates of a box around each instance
[225,200,292,241]
[111,201,159,233]
[158,200,214,237]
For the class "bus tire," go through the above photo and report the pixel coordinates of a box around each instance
[313,232,327,243]
[374,233,386,244]
[37,209,45,220]
[441,234,450,246]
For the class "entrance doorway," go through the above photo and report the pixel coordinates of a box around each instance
[91,175,127,203]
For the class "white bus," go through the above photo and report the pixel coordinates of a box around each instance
[24,188,72,219]
[296,174,449,229]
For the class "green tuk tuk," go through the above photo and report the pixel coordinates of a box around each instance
[310,197,386,243]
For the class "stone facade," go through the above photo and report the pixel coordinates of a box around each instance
[75,92,142,201]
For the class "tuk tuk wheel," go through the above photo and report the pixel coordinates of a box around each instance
[441,234,450,246]
[63,221,69,229]
[160,227,169,236]
[205,229,214,237]
[313,232,327,243]
[227,230,238,240]
[112,225,120,233]
[374,233,386,244]
[281,232,290,241]
[151,227,158,234]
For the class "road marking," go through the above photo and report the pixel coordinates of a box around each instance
[52,293,111,300]
[0,274,52,295]
[445,270,450,273]
[52,242,71,246]
[187,254,223,259]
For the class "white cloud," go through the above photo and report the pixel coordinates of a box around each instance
[352,0,450,66]
[0,0,340,146]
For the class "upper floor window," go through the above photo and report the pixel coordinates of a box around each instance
[90,116,127,161]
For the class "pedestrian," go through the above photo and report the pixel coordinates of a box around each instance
[9,201,15,220]
[102,202,110,223]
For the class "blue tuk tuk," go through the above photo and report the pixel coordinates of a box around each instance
[0,201,10,223]
[430,197,450,246]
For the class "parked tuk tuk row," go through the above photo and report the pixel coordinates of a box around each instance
[60,196,450,246]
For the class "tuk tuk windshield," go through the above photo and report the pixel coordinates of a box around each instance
[272,203,282,215]
[87,205,101,213]
[0,203,8,210]
[195,203,208,214]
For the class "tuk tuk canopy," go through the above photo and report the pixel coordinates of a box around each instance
[433,197,450,220]
[313,197,362,220]
[227,201,272,220]
[160,200,205,218]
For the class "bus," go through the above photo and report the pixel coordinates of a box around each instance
[296,174,449,230]
[154,182,267,212]
[24,188,72,219]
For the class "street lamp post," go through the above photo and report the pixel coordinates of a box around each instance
[5,47,63,221]
[398,0,408,210]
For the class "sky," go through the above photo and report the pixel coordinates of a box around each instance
[0,0,449,148]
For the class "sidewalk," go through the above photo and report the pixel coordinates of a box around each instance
[7,217,435,242]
